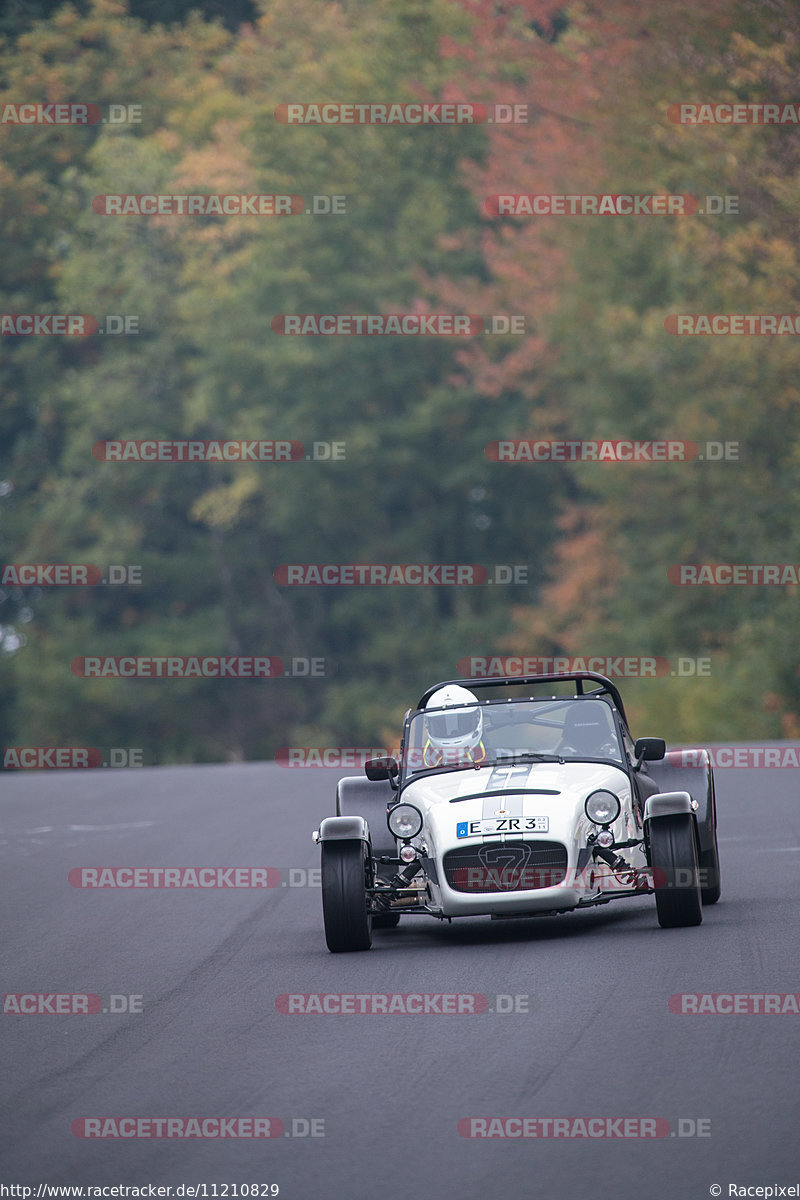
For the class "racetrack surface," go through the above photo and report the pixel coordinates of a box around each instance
[1,757,797,1199]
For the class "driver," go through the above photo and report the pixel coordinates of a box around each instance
[422,684,487,767]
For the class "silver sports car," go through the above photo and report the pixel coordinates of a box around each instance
[313,671,720,951]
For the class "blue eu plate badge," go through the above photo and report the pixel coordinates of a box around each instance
[456,822,469,839]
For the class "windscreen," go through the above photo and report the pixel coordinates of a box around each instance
[403,696,624,775]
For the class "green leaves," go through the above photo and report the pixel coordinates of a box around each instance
[7,0,797,755]
[2,0,561,758]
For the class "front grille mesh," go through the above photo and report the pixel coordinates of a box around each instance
[443,840,568,893]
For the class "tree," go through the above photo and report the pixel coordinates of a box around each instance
[434,0,800,739]
[2,0,567,759]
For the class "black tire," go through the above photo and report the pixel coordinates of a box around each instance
[699,832,721,905]
[321,840,373,952]
[649,814,703,928]
[372,911,401,930]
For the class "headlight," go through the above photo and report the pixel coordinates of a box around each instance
[585,790,621,825]
[388,803,423,840]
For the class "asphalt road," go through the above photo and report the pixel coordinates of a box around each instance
[1,757,798,1199]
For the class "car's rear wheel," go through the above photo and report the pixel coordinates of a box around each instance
[649,814,703,928]
[699,832,721,905]
[321,840,373,952]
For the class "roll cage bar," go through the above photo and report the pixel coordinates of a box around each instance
[416,672,628,727]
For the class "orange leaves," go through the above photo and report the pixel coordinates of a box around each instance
[506,504,625,656]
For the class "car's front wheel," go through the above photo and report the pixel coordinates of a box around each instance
[321,840,373,952]
[649,814,703,928]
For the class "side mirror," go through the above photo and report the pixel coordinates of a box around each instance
[634,737,666,766]
[365,756,399,784]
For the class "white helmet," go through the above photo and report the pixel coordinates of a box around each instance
[424,684,483,753]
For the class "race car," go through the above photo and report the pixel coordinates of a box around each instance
[312,672,720,951]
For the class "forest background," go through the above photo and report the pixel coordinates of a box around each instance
[2,0,799,762]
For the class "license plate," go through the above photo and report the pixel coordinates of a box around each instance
[456,816,549,838]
